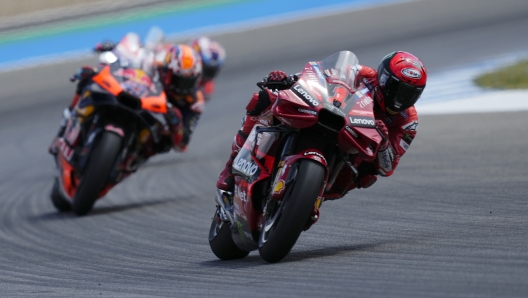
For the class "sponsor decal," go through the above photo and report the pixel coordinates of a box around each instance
[273,180,285,194]
[122,81,149,98]
[293,84,319,107]
[400,111,408,119]
[357,96,373,108]
[297,108,317,116]
[362,78,373,89]
[233,158,259,176]
[345,126,358,138]
[234,185,248,202]
[355,87,369,97]
[351,109,373,116]
[402,121,418,131]
[257,117,271,126]
[58,139,74,161]
[65,122,81,146]
[401,68,422,79]
[349,116,375,128]
[323,103,346,117]
[399,139,410,151]
[303,151,327,164]
[312,64,326,81]
[304,67,320,83]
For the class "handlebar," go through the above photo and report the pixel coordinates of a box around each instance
[256,75,298,90]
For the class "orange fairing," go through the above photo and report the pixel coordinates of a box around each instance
[92,65,124,96]
[141,93,167,113]
[58,154,78,200]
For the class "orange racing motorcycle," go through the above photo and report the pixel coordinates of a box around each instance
[208,51,384,263]
[50,61,172,215]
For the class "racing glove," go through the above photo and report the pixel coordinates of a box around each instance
[375,119,389,150]
[266,70,288,82]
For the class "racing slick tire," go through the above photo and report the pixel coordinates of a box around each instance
[209,209,250,260]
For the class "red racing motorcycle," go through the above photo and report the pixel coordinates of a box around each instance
[208,51,384,263]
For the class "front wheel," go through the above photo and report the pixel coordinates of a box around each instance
[259,159,325,263]
[72,131,122,216]
[209,209,250,260]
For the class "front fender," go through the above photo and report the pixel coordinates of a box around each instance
[271,149,328,201]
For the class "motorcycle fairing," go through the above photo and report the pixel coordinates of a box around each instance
[337,82,382,160]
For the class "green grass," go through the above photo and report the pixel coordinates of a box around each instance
[473,59,528,89]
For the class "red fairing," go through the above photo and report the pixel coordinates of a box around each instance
[272,90,317,129]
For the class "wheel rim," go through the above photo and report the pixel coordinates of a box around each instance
[208,208,225,241]
[260,199,283,245]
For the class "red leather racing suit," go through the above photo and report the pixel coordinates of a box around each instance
[356,65,418,177]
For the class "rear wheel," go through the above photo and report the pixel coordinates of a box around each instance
[259,159,325,263]
[72,131,122,216]
[50,178,71,212]
[209,209,250,260]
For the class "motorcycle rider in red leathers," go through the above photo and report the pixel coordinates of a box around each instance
[216,51,427,197]
[190,37,226,102]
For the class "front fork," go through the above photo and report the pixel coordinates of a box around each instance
[266,132,329,230]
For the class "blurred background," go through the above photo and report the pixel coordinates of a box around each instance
[1,0,528,297]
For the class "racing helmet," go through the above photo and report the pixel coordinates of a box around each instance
[377,51,427,113]
[191,37,226,81]
[162,44,203,95]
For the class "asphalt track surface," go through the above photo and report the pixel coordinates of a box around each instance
[1,0,528,297]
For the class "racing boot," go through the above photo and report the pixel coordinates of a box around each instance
[216,131,247,192]
[357,174,377,188]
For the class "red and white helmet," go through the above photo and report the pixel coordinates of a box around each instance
[377,51,427,113]
[162,44,202,95]
[191,37,226,81]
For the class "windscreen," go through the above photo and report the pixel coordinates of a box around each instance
[320,51,360,91]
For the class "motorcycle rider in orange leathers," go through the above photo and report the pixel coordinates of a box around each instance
[49,34,205,155]
[216,51,427,197]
